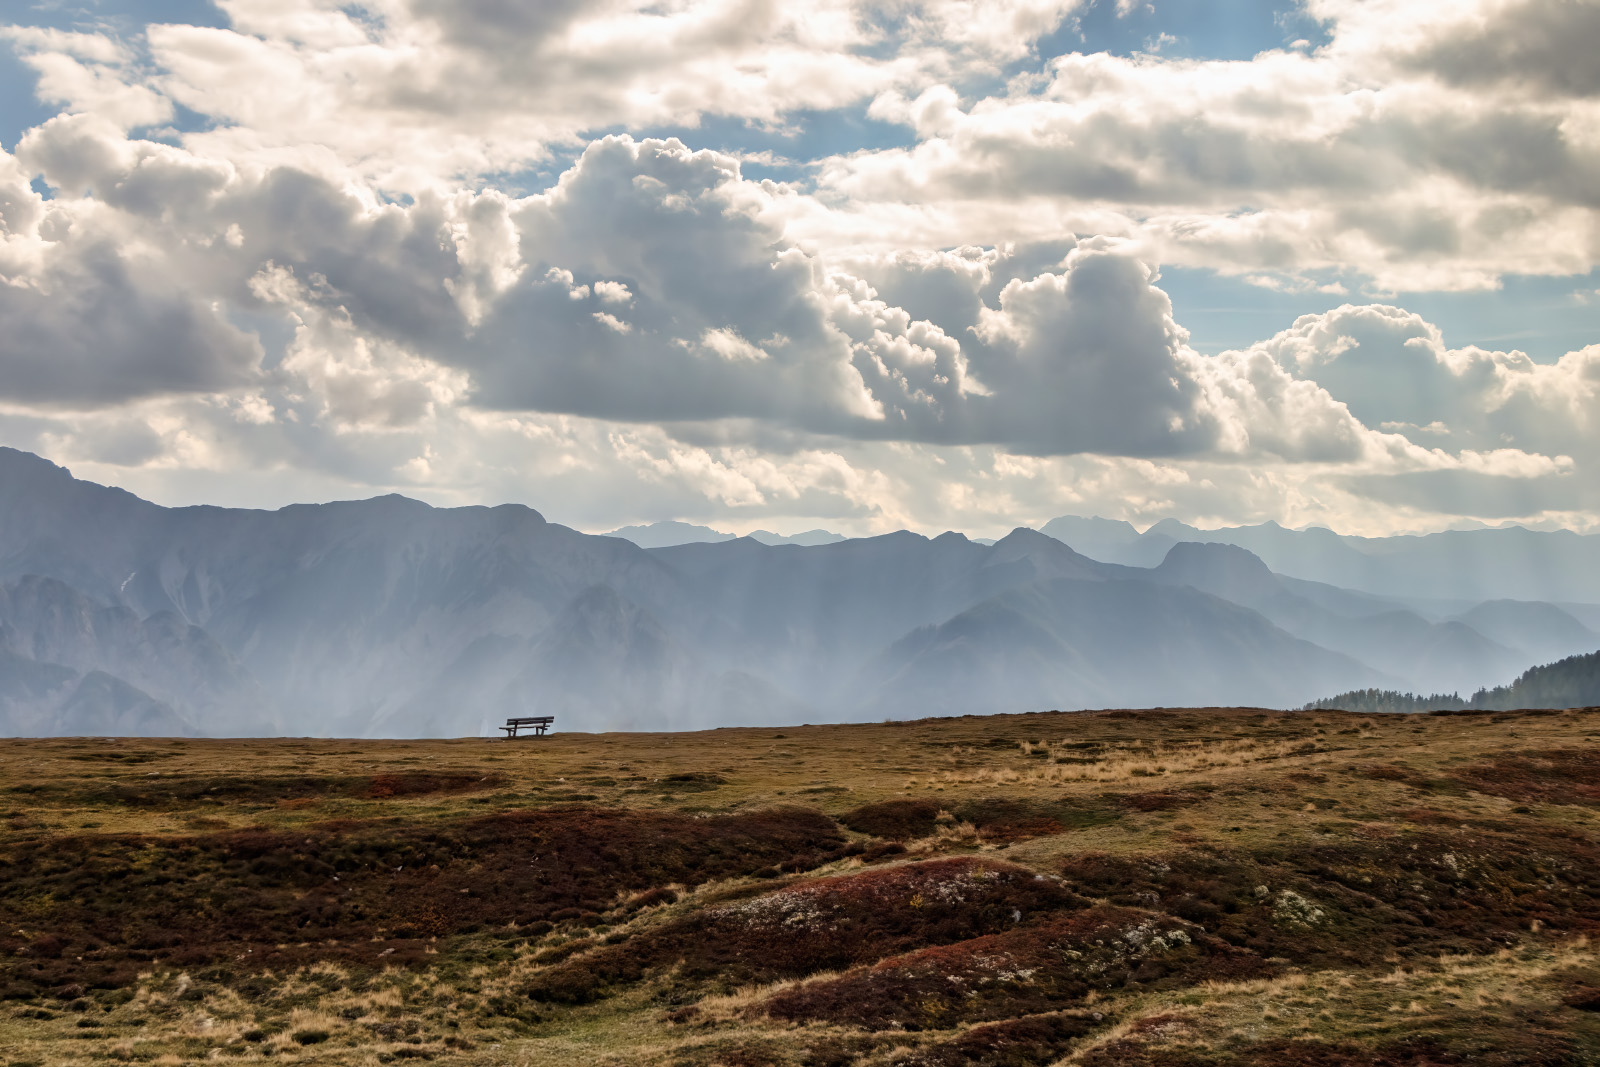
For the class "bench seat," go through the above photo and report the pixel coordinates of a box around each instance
[500,715,555,738]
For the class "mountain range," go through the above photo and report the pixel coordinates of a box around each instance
[603,521,846,549]
[1040,514,1600,609]
[0,447,1595,736]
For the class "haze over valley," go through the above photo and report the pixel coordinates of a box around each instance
[2,448,1595,738]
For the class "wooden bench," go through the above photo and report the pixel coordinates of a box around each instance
[500,716,554,738]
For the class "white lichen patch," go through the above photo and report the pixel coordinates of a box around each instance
[1272,889,1327,928]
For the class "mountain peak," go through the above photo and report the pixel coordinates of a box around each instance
[1154,541,1279,605]
[0,447,69,477]
[991,526,1067,550]
[984,527,1106,581]
[606,520,736,548]
[1143,517,1200,538]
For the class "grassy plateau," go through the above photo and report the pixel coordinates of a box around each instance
[2,706,1600,1065]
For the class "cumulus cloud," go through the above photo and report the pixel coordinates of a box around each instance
[382,138,1395,461]
[0,143,262,405]
[962,248,1214,453]
[0,119,1514,475]
[1253,302,1600,460]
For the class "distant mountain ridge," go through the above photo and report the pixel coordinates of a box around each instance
[0,447,1592,736]
[604,521,845,548]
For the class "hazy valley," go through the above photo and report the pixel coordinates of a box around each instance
[2,448,1598,739]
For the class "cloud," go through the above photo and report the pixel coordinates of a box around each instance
[0,140,262,406]
[809,7,1600,289]
[1252,303,1600,459]
[453,139,1386,459]
[80,0,1086,189]
[1,26,171,130]
[1319,0,1600,99]
[0,121,1409,464]
[460,137,883,428]
[962,247,1214,454]
[0,0,1596,539]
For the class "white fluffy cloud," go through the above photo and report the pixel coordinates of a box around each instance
[61,0,1088,190]
[4,120,1397,463]
[1258,302,1600,461]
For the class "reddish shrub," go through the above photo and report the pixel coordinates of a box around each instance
[1564,986,1600,1012]
[765,905,1262,1029]
[1452,748,1600,807]
[0,804,844,994]
[360,772,499,799]
[909,1012,1103,1066]
[524,857,1085,1002]
[1077,1033,1584,1067]
[81,771,507,807]
[840,800,941,839]
[1117,792,1204,813]
[1059,830,1600,970]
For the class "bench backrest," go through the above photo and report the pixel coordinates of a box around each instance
[505,716,555,725]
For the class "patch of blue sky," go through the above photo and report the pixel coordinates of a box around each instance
[1041,0,1331,63]
[1161,266,1600,361]
[1402,275,1600,363]
[2,1,228,151]
[131,98,217,145]
[226,305,298,372]
[480,108,919,199]
[627,109,918,185]
[5,0,227,35]
[0,45,55,152]
[469,144,592,201]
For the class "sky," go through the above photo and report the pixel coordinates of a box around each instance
[0,0,1597,539]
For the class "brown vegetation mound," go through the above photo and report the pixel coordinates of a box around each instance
[523,856,1085,1003]
[9,770,507,807]
[1452,748,1600,807]
[839,796,1122,843]
[840,799,942,839]
[1077,1029,1587,1067]
[1059,829,1600,969]
[0,804,842,997]
[765,905,1263,1030]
